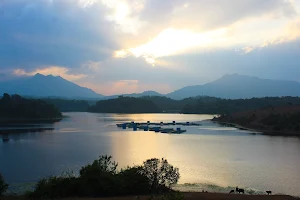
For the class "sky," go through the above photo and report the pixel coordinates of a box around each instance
[0,0,300,95]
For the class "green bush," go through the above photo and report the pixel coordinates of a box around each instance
[31,176,80,198]
[31,155,180,198]
[141,158,180,193]
[0,173,8,196]
[118,166,150,195]
[79,155,119,197]
[161,191,184,200]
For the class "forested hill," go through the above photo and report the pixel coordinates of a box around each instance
[214,105,300,134]
[181,96,300,114]
[43,98,91,112]
[0,93,62,122]
[38,96,300,115]
[88,96,162,113]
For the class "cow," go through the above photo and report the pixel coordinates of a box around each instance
[229,190,235,194]
[236,187,245,194]
[266,191,272,195]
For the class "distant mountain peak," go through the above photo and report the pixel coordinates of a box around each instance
[0,73,103,99]
[167,74,300,100]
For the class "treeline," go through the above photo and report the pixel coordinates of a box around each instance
[261,112,300,131]
[215,105,300,134]
[181,96,300,114]
[37,96,300,114]
[0,155,180,198]
[88,96,162,113]
[0,93,62,122]
[43,98,92,112]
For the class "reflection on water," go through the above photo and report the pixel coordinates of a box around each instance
[0,112,300,196]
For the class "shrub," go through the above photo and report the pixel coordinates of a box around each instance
[30,155,180,198]
[118,166,150,195]
[31,176,80,198]
[79,155,119,197]
[0,173,8,196]
[161,191,184,200]
[141,158,180,193]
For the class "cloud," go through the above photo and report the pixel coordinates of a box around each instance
[116,27,229,64]
[112,1,299,64]
[0,0,118,70]
[13,66,87,81]
[1,0,300,95]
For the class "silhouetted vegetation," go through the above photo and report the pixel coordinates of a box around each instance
[88,96,162,113]
[43,98,91,112]
[23,95,300,115]
[181,96,300,114]
[0,173,8,196]
[0,93,62,123]
[215,105,300,134]
[28,155,180,198]
[141,158,180,192]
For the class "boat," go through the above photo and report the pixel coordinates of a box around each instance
[116,123,124,127]
[149,127,161,132]
[171,128,186,134]
[160,128,174,133]
[172,130,186,134]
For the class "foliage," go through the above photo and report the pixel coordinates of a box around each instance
[181,96,300,114]
[31,176,80,198]
[88,96,162,113]
[161,191,184,200]
[261,112,300,131]
[43,98,91,112]
[141,158,180,192]
[0,93,62,121]
[30,155,180,198]
[118,166,150,195]
[79,155,119,197]
[0,173,9,196]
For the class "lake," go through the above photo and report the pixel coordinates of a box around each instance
[1,112,300,196]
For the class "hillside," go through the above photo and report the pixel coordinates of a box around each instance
[0,93,62,123]
[167,74,300,99]
[88,96,162,113]
[0,73,103,99]
[181,96,300,114]
[214,105,300,135]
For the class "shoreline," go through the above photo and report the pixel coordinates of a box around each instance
[0,117,63,124]
[213,120,300,136]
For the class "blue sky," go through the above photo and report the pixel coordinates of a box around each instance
[0,0,300,95]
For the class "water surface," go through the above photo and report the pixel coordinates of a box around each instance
[1,112,300,196]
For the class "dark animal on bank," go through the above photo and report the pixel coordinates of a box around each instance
[266,191,272,195]
[229,190,235,194]
[236,187,245,194]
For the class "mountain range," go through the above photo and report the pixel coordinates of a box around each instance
[0,73,299,99]
[167,73,300,99]
[0,73,103,99]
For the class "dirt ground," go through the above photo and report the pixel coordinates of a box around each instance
[2,192,297,200]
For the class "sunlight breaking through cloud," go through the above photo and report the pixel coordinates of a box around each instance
[114,27,229,65]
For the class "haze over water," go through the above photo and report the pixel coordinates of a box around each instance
[1,113,300,196]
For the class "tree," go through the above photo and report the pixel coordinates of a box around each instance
[140,158,180,192]
[0,173,8,196]
[79,155,119,196]
[118,166,150,195]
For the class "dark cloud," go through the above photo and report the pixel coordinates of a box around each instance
[0,0,118,70]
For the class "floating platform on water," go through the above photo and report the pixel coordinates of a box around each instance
[116,121,190,134]
[116,121,201,128]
